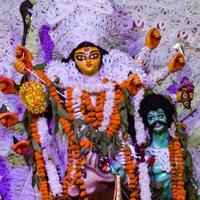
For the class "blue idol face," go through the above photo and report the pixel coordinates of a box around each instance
[147,108,167,133]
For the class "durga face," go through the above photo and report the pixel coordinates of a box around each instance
[74,46,101,76]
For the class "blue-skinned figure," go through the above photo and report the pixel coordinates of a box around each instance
[139,94,175,199]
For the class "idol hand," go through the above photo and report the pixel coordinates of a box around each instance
[13,45,33,74]
[0,77,16,94]
[168,52,185,72]
[145,27,161,49]
[0,112,19,127]
[127,74,144,96]
[12,140,31,155]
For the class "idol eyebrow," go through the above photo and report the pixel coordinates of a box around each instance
[75,52,86,55]
[90,50,99,54]
[157,110,164,113]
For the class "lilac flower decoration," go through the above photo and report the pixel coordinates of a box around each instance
[0,157,11,200]
[39,25,54,63]
[167,84,178,94]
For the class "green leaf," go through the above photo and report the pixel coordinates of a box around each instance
[102,142,108,156]
[22,109,31,137]
[80,126,89,137]
[33,63,46,70]
[7,154,26,167]
[118,102,126,111]
[24,154,34,166]
[101,132,110,143]
[80,147,90,155]
[51,98,59,134]
[73,131,78,144]
[122,87,129,99]
[57,107,68,119]
[32,173,36,188]
[32,140,41,152]
[74,118,85,126]
[186,154,193,170]
[53,77,60,85]
[32,173,39,188]
[113,135,122,151]
[10,123,26,135]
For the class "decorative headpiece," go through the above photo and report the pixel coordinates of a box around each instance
[46,0,118,58]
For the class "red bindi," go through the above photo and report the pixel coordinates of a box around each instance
[84,47,89,52]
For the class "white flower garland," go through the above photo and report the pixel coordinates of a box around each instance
[138,162,151,200]
[43,149,62,196]
[72,88,84,120]
[98,82,115,131]
[45,49,153,89]
[133,89,147,145]
[65,80,116,132]
[37,117,62,196]
[132,89,151,200]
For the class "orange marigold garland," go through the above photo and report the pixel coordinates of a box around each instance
[169,135,186,200]
[106,88,123,138]
[80,91,106,129]
[35,70,62,108]
[59,117,88,199]
[65,87,75,121]
[33,70,89,199]
[169,139,177,198]
[123,146,140,200]
[31,118,50,200]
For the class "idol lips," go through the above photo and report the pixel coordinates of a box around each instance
[86,63,92,68]
[150,120,167,130]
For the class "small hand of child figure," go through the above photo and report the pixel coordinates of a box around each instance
[145,27,161,49]
[168,52,185,73]
[13,45,33,74]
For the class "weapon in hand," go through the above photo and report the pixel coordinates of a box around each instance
[0,49,66,99]
[20,0,34,46]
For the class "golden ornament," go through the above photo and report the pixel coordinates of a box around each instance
[19,81,48,114]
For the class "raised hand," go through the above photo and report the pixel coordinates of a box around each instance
[0,112,19,127]
[12,140,30,155]
[0,77,16,94]
[168,52,185,72]
[145,27,161,49]
[127,74,144,96]
[13,45,33,74]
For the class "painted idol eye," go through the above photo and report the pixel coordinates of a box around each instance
[89,53,99,59]
[76,55,86,61]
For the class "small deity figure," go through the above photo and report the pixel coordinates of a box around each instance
[139,93,198,200]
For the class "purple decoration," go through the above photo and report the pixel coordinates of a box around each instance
[39,25,54,63]
[180,77,194,92]
[0,157,11,200]
[167,84,178,94]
